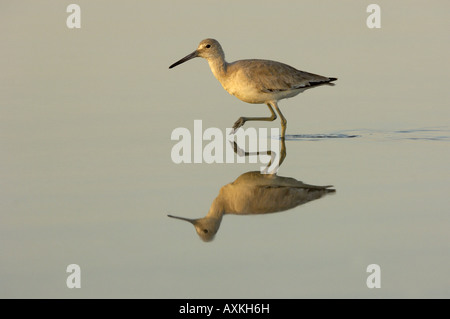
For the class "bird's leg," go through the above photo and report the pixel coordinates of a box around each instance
[271,101,287,139]
[231,141,271,158]
[231,103,277,133]
[231,134,286,173]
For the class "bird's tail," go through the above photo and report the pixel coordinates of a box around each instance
[308,77,338,88]
[326,77,338,86]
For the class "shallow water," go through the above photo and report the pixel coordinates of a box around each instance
[1,1,450,298]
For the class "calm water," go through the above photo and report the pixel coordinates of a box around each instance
[1,1,449,298]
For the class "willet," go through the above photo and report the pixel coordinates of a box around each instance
[168,171,335,242]
[169,39,337,137]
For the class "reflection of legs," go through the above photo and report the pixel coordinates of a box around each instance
[232,103,277,132]
[278,135,286,167]
[232,136,286,173]
[271,101,287,138]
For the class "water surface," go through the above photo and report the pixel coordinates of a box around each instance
[1,1,449,298]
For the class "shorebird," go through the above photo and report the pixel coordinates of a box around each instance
[169,38,337,137]
[168,171,335,242]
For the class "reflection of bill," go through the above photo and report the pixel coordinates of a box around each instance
[170,120,281,173]
[168,171,335,242]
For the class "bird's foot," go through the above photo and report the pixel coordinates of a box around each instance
[231,117,246,134]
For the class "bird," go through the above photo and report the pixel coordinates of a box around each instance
[168,171,335,242]
[169,38,337,138]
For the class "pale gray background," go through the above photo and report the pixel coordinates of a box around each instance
[1,1,449,298]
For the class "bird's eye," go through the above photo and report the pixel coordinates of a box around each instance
[205,44,211,48]
[203,229,208,233]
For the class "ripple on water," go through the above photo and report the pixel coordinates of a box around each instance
[282,126,450,142]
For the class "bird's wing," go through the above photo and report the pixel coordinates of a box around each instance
[233,171,334,191]
[234,59,334,93]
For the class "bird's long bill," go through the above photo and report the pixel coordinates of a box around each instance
[169,50,198,69]
[167,214,195,224]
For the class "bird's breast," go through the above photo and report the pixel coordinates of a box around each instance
[220,73,267,104]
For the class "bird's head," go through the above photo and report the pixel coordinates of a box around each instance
[169,38,224,69]
[167,214,221,242]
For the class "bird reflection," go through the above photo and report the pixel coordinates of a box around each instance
[168,171,334,241]
[168,136,335,242]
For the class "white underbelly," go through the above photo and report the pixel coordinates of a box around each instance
[224,84,304,104]
[226,85,267,104]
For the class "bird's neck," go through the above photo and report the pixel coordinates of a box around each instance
[207,56,228,82]
[207,196,226,219]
